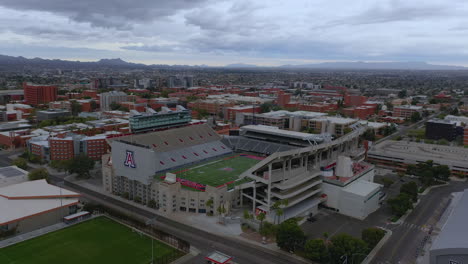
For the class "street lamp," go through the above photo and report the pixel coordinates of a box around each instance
[145,217,157,264]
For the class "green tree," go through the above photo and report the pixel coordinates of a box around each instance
[398,90,407,98]
[205,198,213,208]
[12,157,27,170]
[388,193,413,217]
[361,228,386,250]
[272,200,289,224]
[328,233,368,264]
[217,204,226,215]
[434,165,450,181]
[450,107,459,115]
[400,181,418,202]
[148,199,157,208]
[70,100,82,116]
[276,218,306,252]
[68,154,95,179]
[362,129,376,141]
[160,90,170,98]
[110,102,121,110]
[381,177,394,188]
[260,103,273,113]
[28,168,49,181]
[304,239,329,263]
[437,139,449,145]
[243,209,251,220]
[256,212,266,229]
[410,112,422,123]
[90,100,98,111]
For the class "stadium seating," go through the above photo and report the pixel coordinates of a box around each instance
[221,136,297,155]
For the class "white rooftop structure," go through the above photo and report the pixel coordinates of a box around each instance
[0,180,80,225]
[445,115,468,124]
[241,125,327,142]
[205,251,232,264]
[394,105,423,110]
[359,121,388,129]
[0,166,28,187]
[343,179,382,197]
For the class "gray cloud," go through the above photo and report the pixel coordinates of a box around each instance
[0,0,210,29]
[316,1,453,29]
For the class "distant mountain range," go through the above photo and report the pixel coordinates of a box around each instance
[0,54,465,71]
[277,61,466,70]
[225,61,466,70]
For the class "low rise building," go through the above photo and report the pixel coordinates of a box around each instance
[37,109,71,122]
[0,180,80,235]
[0,166,28,188]
[393,105,422,119]
[321,156,382,220]
[367,140,468,176]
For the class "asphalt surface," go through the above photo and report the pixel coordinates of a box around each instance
[372,181,468,264]
[47,174,308,264]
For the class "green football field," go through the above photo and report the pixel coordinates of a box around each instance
[159,154,261,188]
[0,217,184,264]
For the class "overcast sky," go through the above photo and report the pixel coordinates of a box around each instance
[0,0,467,66]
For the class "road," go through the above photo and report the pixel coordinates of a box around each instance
[372,181,468,264]
[374,112,438,145]
[47,174,308,264]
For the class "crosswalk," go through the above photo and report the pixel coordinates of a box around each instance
[400,221,433,233]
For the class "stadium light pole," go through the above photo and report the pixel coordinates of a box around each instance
[146,217,157,264]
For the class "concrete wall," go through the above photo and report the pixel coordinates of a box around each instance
[7,205,75,235]
[111,141,156,185]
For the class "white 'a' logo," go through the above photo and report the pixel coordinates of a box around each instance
[124,150,136,168]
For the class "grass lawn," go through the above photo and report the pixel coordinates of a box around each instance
[157,154,261,188]
[0,217,184,264]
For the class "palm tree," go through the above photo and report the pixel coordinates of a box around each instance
[272,200,289,224]
[205,199,213,215]
[256,212,266,229]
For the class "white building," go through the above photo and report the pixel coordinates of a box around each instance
[321,156,383,220]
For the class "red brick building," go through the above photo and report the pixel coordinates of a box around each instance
[298,102,338,113]
[393,105,423,119]
[49,138,75,161]
[225,105,260,121]
[30,134,109,161]
[23,82,58,105]
[464,126,468,146]
[277,92,291,107]
[344,94,367,107]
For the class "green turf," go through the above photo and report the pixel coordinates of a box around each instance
[157,154,260,187]
[0,217,184,264]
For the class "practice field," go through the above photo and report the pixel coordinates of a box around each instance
[0,217,184,264]
[158,154,262,188]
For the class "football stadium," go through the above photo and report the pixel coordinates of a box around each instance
[103,123,367,221]
[156,154,262,190]
[0,217,184,264]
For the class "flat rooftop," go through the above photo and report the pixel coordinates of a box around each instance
[431,189,468,251]
[0,180,80,225]
[368,140,468,169]
[241,125,326,141]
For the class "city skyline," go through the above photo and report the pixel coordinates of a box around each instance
[1,0,468,66]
